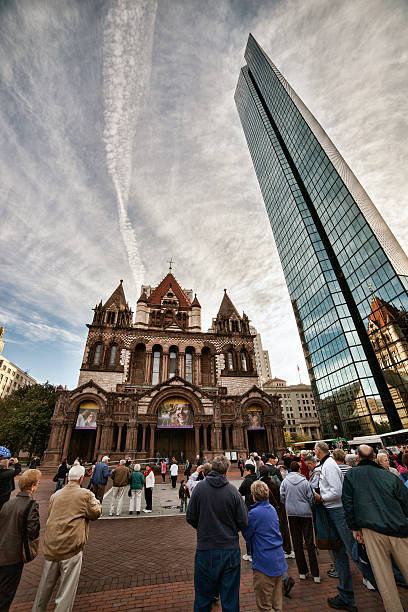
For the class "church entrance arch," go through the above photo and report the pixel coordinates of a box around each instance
[246,404,267,454]
[155,396,195,461]
[68,400,99,462]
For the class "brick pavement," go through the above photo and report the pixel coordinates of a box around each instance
[10,474,408,611]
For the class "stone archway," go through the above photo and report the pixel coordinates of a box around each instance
[65,393,106,463]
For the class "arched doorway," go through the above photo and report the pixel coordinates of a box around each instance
[68,400,99,462]
[246,404,267,454]
[155,396,195,460]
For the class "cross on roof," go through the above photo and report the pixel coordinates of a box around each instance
[168,257,174,272]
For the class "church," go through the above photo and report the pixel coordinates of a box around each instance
[44,271,285,465]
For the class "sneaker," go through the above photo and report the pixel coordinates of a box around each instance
[327,568,339,578]
[145,509,152,513]
[285,551,296,559]
[136,511,140,515]
[314,577,321,583]
[363,578,375,591]
[299,574,307,580]
[129,511,133,515]
[327,595,358,611]
[143,509,149,513]
[283,576,295,597]
[242,554,251,561]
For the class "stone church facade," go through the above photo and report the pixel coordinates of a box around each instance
[44,273,284,465]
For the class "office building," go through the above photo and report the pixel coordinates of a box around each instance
[0,327,36,398]
[235,34,408,438]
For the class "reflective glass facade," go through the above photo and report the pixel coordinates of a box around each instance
[235,34,408,438]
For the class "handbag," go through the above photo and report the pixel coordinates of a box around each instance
[52,474,59,482]
[22,500,40,563]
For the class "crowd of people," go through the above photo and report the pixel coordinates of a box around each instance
[0,442,407,612]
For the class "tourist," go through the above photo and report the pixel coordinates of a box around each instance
[377,451,400,477]
[345,454,357,468]
[184,458,192,478]
[53,458,69,492]
[239,463,258,562]
[0,448,22,511]
[143,464,155,513]
[243,480,288,612]
[342,444,408,612]
[179,479,190,513]
[187,463,212,493]
[238,455,245,478]
[160,458,167,483]
[265,454,283,484]
[29,456,40,469]
[129,464,144,515]
[333,449,352,479]
[280,461,320,583]
[109,459,130,517]
[90,456,112,504]
[314,441,356,612]
[246,453,257,469]
[186,455,248,611]
[259,466,295,597]
[32,464,101,612]
[0,469,41,612]
[170,459,179,488]
[300,450,310,480]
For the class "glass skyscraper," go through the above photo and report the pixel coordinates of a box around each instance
[235,34,408,438]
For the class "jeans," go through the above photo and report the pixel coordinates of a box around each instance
[326,507,356,606]
[180,498,188,512]
[194,549,240,612]
[55,478,65,492]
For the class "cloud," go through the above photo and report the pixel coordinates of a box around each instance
[0,0,407,387]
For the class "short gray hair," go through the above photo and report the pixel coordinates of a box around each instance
[251,480,269,501]
[211,455,230,474]
[315,441,330,454]
[304,454,317,465]
[68,465,85,481]
[345,454,357,467]
[120,459,126,465]
[133,464,141,471]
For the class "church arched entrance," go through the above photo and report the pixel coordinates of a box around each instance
[68,400,99,462]
[155,396,195,461]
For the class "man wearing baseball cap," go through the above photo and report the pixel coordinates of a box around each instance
[0,446,21,512]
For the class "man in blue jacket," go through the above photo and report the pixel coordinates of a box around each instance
[186,455,248,612]
[243,480,287,612]
[90,456,112,504]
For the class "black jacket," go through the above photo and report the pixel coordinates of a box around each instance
[0,491,40,565]
[0,464,21,505]
[238,473,258,509]
[186,471,248,550]
[342,459,408,537]
[265,463,283,483]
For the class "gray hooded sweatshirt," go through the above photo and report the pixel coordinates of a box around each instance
[280,472,314,517]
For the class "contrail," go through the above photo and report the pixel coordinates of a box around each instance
[103,0,157,288]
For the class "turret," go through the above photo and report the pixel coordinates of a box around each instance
[190,294,201,331]
[134,288,150,328]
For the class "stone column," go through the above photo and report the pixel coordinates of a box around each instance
[145,352,152,384]
[141,424,147,451]
[214,426,222,451]
[266,425,273,452]
[194,426,200,455]
[162,353,169,381]
[203,425,208,450]
[116,425,123,451]
[225,426,230,450]
[149,425,156,457]
[196,355,201,385]
[179,353,185,379]
[243,427,249,453]
[95,426,102,454]
[62,424,74,459]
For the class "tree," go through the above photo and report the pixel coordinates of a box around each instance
[284,431,294,448]
[0,383,57,458]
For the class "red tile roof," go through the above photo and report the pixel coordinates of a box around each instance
[147,273,191,308]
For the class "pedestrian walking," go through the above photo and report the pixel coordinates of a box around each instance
[186,455,248,612]
[342,444,408,612]
[90,456,112,504]
[243,480,288,612]
[143,464,154,513]
[161,459,167,483]
[32,465,101,612]
[280,461,320,583]
[170,459,179,488]
[179,479,190,513]
[314,441,356,612]
[184,458,192,478]
[109,459,130,517]
[129,464,144,515]
[238,456,245,478]
[0,469,41,612]
[0,448,22,511]
[53,459,69,492]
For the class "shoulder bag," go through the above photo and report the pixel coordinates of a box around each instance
[22,500,40,563]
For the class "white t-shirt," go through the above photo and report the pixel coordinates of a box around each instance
[170,464,179,476]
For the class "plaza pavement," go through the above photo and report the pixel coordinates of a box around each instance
[10,472,408,611]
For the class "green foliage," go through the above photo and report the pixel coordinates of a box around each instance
[284,431,312,448]
[284,431,294,447]
[0,383,57,458]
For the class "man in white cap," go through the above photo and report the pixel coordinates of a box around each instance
[90,456,112,504]
[32,464,101,611]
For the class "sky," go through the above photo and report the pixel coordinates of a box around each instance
[1,0,407,389]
